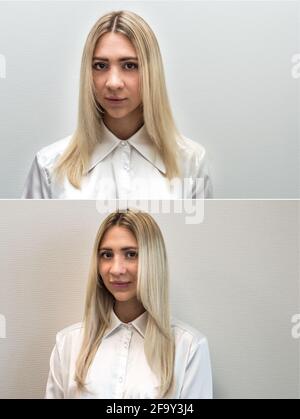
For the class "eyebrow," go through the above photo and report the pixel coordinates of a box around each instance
[92,56,138,62]
[99,247,138,251]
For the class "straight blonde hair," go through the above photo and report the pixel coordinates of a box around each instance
[55,11,180,188]
[75,209,175,397]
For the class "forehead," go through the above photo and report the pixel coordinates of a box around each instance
[100,225,137,247]
[94,32,137,58]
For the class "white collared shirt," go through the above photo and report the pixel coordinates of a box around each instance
[45,311,212,399]
[22,125,212,199]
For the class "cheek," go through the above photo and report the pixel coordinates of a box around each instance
[99,269,111,289]
[127,75,140,95]
[98,262,107,278]
[131,263,138,279]
[93,75,104,94]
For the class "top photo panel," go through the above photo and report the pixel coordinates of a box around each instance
[0,1,299,199]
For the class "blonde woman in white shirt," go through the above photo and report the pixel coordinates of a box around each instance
[22,10,212,199]
[45,210,212,399]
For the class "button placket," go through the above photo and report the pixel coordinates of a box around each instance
[121,142,130,172]
[118,142,131,198]
[115,326,133,398]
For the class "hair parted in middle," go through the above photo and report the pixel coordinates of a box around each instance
[55,10,181,189]
[75,209,175,397]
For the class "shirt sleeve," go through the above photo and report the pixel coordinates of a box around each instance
[44,340,65,399]
[203,164,213,199]
[192,153,213,199]
[179,337,213,399]
[21,155,51,199]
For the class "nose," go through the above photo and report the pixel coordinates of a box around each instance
[109,256,126,276]
[106,67,124,90]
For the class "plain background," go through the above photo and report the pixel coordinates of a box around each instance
[0,0,299,198]
[0,199,299,399]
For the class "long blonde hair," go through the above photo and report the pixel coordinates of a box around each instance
[75,209,175,397]
[55,10,180,188]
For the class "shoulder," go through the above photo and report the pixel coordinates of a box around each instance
[35,135,72,169]
[177,135,206,161]
[55,322,83,349]
[171,317,208,350]
[177,136,209,177]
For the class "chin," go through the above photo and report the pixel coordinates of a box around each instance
[113,292,135,302]
[106,110,131,120]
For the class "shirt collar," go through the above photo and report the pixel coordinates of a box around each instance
[87,123,166,175]
[103,309,148,339]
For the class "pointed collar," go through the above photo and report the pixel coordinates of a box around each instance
[87,123,166,174]
[103,309,148,339]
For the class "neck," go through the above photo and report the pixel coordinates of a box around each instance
[114,299,145,323]
[103,108,144,140]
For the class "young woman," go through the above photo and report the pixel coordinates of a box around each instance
[45,210,212,398]
[22,11,212,199]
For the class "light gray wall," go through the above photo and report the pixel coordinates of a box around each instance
[0,200,299,399]
[0,1,299,198]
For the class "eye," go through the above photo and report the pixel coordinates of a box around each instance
[99,251,113,259]
[93,62,108,71]
[123,62,138,70]
[125,250,138,259]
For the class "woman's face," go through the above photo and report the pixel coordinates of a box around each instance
[92,32,142,126]
[98,225,139,303]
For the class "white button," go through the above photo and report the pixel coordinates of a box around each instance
[124,164,129,171]
[121,141,127,147]
[119,377,123,383]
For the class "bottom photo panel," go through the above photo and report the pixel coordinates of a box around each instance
[0,200,299,399]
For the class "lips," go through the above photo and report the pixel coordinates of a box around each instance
[105,97,126,101]
[110,281,131,288]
